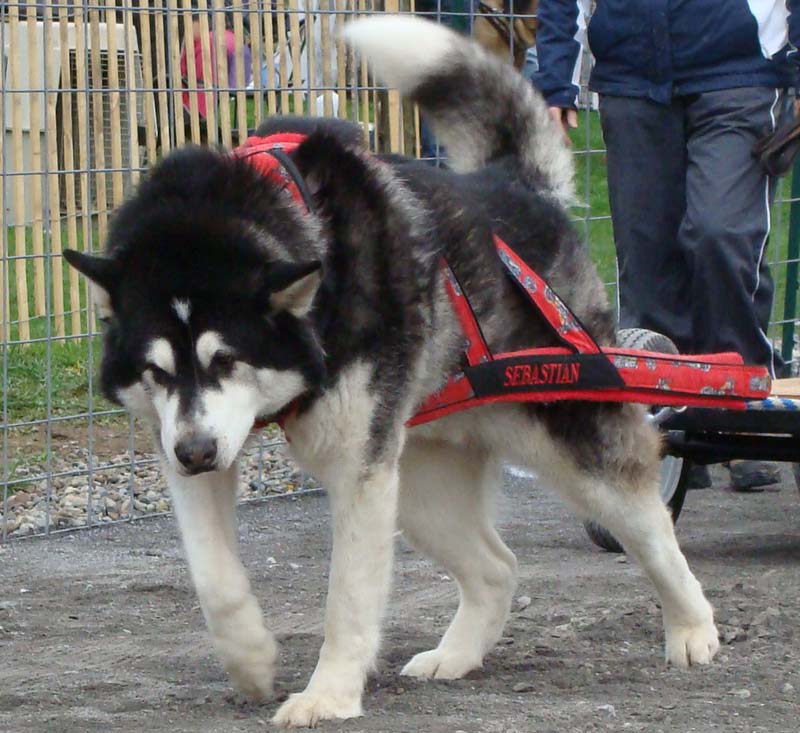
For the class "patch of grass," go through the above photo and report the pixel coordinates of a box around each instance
[4,337,113,426]
[3,221,117,426]
[569,110,616,287]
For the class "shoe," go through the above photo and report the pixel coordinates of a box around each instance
[687,463,712,490]
[728,460,780,492]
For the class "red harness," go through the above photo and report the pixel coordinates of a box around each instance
[233,132,310,209]
[408,235,769,426]
[237,133,771,431]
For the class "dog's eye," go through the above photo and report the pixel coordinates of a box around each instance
[145,363,171,384]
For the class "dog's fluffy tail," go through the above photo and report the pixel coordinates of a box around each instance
[344,14,573,203]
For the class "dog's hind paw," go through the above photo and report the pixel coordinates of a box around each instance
[272,690,362,728]
[400,648,482,680]
[665,620,720,668]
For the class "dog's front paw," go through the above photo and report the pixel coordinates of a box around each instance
[219,635,277,702]
[665,620,720,668]
[401,647,482,680]
[272,690,362,728]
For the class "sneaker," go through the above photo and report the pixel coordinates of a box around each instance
[728,460,780,492]
[687,463,712,490]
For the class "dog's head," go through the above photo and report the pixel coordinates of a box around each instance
[64,141,331,476]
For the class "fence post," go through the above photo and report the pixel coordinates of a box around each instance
[781,159,800,371]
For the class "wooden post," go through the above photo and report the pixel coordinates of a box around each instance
[73,4,94,333]
[26,4,46,318]
[276,0,291,114]
[89,6,109,241]
[261,0,278,115]
[123,4,142,187]
[248,0,264,128]
[153,0,172,154]
[288,0,304,115]
[40,3,65,338]
[384,0,402,153]
[57,1,81,336]
[181,0,203,143]
[212,0,233,148]
[196,0,218,145]
[306,0,317,117]
[9,3,31,342]
[106,4,126,207]
[358,0,371,147]
[231,0,248,140]
[0,13,5,341]
[137,0,160,166]
[167,0,186,147]
[336,0,348,119]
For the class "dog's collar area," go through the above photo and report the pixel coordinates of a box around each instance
[253,392,310,434]
[233,133,315,214]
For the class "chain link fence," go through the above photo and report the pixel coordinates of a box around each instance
[2,1,798,541]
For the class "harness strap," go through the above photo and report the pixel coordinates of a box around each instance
[233,138,771,432]
[494,235,602,354]
[408,236,771,427]
[235,132,315,433]
[441,260,491,367]
[233,133,312,212]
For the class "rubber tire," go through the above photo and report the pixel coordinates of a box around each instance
[583,328,689,553]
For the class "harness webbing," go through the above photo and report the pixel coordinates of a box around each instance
[232,134,771,432]
[407,236,771,427]
[233,133,313,212]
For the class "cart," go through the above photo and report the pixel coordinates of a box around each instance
[583,329,800,552]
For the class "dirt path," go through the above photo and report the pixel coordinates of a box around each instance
[1,470,798,732]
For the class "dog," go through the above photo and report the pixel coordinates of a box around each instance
[64,15,720,728]
[473,0,538,70]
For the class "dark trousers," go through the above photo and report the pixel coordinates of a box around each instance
[599,88,788,375]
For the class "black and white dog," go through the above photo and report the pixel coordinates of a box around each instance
[65,16,719,728]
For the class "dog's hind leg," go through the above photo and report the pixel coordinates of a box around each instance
[530,411,720,668]
[578,475,719,667]
[166,463,277,700]
[397,438,517,679]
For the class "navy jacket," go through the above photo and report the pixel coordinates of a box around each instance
[533,1,800,107]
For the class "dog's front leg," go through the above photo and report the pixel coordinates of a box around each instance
[166,463,277,700]
[273,460,400,727]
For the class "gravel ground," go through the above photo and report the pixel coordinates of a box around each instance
[1,426,309,538]
[1,465,799,732]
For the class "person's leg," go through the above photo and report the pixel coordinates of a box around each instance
[680,87,786,490]
[599,95,691,351]
[680,87,785,371]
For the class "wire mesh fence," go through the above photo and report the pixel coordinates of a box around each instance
[1,1,799,542]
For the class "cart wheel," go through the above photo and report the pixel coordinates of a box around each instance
[583,328,689,553]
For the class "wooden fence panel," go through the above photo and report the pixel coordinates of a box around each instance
[1,2,431,345]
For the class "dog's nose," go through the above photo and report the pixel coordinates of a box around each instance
[174,435,218,473]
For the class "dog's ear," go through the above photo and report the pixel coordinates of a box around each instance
[63,250,121,321]
[292,131,374,214]
[267,260,322,318]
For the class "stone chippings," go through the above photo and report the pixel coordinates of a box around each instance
[1,437,309,539]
